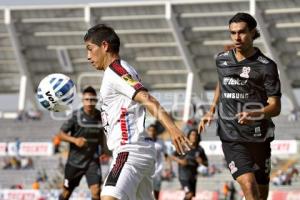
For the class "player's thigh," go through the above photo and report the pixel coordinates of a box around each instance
[136,175,155,200]
[63,163,85,191]
[101,152,142,200]
[221,141,255,180]
[85,160,102,187]
[249,141,271,185]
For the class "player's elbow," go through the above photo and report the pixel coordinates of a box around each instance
[273,100,281,117]
[274,105,281,117]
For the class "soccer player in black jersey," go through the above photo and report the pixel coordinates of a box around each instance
[198,13,281,200]
[171,129,208,200]
[57,86,109,200]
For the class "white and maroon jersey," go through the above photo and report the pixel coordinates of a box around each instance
[100,59,155,158]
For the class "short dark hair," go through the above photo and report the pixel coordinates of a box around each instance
[82,86,97,96]
[229,12,260,40]
[84,24,120,54]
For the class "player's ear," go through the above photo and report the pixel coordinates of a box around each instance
[102,40,109,52]
[250,28,256,39]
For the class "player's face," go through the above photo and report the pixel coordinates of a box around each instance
[189,131,198,144]
[82,92,97,111]
[229,22,255,51]
[147,126,157,139]
[85,40,108,70]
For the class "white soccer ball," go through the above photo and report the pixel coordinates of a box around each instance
[37,73,76,112]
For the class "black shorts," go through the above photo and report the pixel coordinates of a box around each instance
[179,179,196,196]
[222,140,271,185]
[64,160,102,190]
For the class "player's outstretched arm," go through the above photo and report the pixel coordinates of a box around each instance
[56,131,87,148]
[134,90,191,155]
[198,82,220,133]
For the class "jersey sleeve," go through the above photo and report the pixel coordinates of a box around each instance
[60,114,75,134]
[264,62,282,97]
[109,62,148,99]
[199,147,208,166]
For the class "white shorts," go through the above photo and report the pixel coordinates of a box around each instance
[101,151,155,200]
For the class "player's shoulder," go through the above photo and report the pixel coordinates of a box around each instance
[108,59,136,77]
[94,108,101,116]
[64,109,79,121]
[215,50,232,66]
[216,50,231,60]
[256,49,276,66]
[197,145,206,152]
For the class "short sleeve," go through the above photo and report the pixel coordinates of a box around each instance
[60,114,75,134]
[199,148,208,163]
[264,63,281,97]
[109,62,147,99]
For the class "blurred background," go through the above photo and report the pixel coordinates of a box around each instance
[0,0,300,199]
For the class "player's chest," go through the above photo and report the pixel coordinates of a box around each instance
[218,64,264,84]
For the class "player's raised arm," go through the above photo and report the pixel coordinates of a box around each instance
[134,90,191,155]
[198,82,220,133]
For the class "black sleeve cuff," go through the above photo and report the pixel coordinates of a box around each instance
[132,87,148,100]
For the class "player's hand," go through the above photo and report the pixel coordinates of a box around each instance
[74,137,87,148]
[170,130,191,155]
[236,112,254,125]
[198,112,214,133]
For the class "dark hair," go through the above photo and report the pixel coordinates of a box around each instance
[148,124,157,130]
[229,12,260,40]
[187,129,201,143]
[82,86,97,96]
[84,24,120,54]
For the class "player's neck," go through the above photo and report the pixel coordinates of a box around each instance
[191,143,197,148]
[103,54,120,70]
[83,108,95,116]
[234,46,256,62]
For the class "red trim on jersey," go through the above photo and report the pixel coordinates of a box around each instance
[105,152,129,186]
[120,107,128,145]
[133,82,143,90]
[110,59,127,76]
[109,59,147,92]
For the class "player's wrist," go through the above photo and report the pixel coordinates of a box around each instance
[70,137,77,144]
[209,106,216,114]
[249,110,265,120]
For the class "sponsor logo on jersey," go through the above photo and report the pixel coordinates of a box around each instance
[229,161,238,174]
[122,74,144,90]
[240,66,251,78]
[223,93,249,99]
[254,126,262,137]
[257,56,269,64]
[120,107,129,145]
[223,77,247,85]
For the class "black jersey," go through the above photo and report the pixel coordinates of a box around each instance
[177,145,208,181]
[215,48,281,142]
[61,108,104,168]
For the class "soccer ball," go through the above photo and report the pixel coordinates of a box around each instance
[37,73,76,112]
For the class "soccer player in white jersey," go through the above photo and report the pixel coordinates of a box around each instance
[84,24,191,200]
